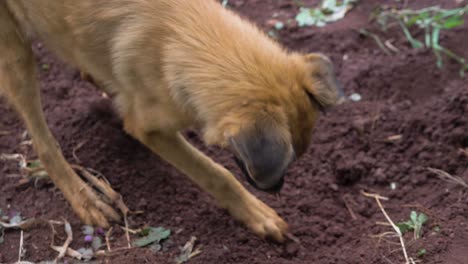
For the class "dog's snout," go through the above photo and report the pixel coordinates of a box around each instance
[249,157,288,192]
[230,135,293,193]
[234,154,288,193]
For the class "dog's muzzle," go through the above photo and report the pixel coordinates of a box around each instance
[229,135,294,193]
[233,155,286,193]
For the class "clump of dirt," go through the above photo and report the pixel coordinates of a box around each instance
[1,0,467,263]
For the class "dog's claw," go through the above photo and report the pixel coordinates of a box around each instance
[66,166,128,228]
[227,194,288,242]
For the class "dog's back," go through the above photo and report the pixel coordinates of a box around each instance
[5,0,147,87]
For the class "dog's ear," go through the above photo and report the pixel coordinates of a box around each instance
[303,53,342,111]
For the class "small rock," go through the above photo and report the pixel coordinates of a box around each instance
[374,168,387,184]
[329,183,339,191]
[237,233,249,243]
[284,242,299,257]
[137,198,148,209]
[265,19,280,28]
[349,93,362,102]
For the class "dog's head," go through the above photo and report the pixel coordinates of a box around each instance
[204,52,343,193]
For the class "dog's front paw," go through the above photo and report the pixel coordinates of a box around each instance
[227,194,288,242]
[64,166,129,228]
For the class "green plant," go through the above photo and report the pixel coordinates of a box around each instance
[133,226,171,248]
[295,0,357,27]
[396,211,428,240]
[376,6,468,76]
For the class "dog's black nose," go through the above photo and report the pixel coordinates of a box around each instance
[233,155,287,193]
[259,176,285,193]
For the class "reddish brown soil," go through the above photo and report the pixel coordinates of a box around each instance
[1,0,467,263]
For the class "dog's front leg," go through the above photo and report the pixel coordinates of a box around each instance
[0,4,126,228]
[137,131,288,242]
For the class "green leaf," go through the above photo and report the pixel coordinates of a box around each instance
[295,0,355,27]
[441,16,464,29]
[410,211,418,223]
[9,215,23,225]
[139,227,151,236]
[295,8,319,27]
[398,20,423,48]
[321,0,337,12]
[27,160,42,169]
[406,12,429,27]
[417,213,428,224]
[82,225,94,236]
[92,236,103,251]
[418,248,427,257]
[396,223,411,234]
[77,248,94,261]
[274,21,285,30]
[432,27,441,48]
[425,27,431,47]
[408,211,428,239]
[397,211,429,239]
[133,227,171,248]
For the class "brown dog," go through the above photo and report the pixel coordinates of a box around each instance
[0,0,340,242]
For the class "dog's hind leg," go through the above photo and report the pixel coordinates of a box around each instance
[0,5,123,227]
[132,131,288,242]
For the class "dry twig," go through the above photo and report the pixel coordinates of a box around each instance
[427,167,468,189]
[72,140,88,163]
[0,130,11,136]
[342,195,358,220]
[361,191,415,264]
[51,220,73,260]
[18,230,24,263]
[285,232,302,245]
[460,148,468,157]
[106,227,114,252]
